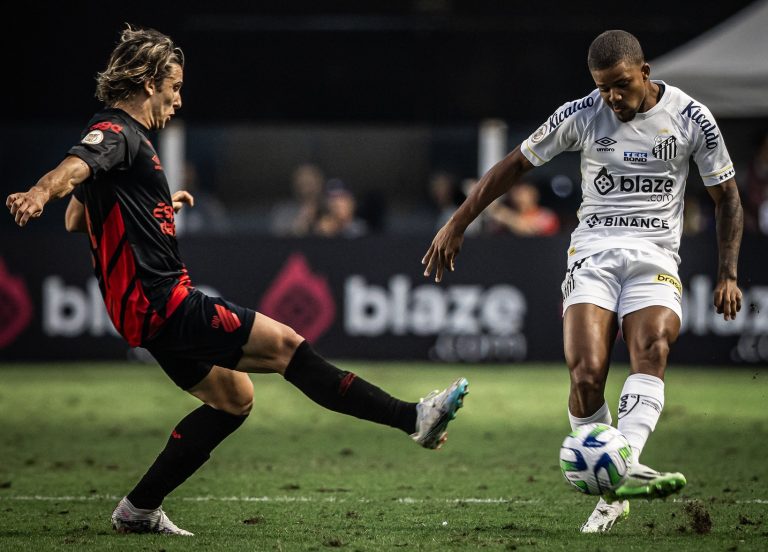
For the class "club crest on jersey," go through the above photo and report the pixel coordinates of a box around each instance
[652,135,678,161]
[593,167,615,195]
[81,130,104,145]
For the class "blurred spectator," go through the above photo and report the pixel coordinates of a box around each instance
[428,170,462,230]
[356,189,388,234]
[682,195,707,236]
[486,181,560,236]
[314,179,368,238]
[745,132,768,234]
[270,163,325,236]
[178,161,231,235]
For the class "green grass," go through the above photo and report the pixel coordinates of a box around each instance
[0,362,766,551]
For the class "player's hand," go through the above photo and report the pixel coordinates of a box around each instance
[6,189,47,227]
[422,221,465,283]
[713,278,742,321]
[171,190,195,213]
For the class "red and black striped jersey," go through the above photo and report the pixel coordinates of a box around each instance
[69,108,191,346]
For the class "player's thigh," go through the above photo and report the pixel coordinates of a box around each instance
[187,365,254,416]
[236,313,304,375]
[563,303,619,378]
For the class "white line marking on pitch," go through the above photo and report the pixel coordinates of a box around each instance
[1,495,767,505]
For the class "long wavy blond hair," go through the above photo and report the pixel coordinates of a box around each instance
[96,24,184,105]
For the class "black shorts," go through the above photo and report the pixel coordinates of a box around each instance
[144,288,256,390]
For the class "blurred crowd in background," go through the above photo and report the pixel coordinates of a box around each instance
[175,128,768,239]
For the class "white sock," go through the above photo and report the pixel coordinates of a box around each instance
[617,373,664,463]
[568,401,612,431]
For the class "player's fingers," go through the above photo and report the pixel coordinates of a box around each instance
[16,206,29,226]
[18,206,36,227]
[423,249,436,277]
[8,195,22,215]
[735,292,742,312]
[713,289,724,314]
[6,194,18,209]
[723,296,733,320]
[422,244,434,268]
[435,252,445,283]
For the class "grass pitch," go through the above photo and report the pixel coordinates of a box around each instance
[0,362,766,551]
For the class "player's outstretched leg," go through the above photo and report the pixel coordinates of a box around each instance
[580,497,630,533]
[283,341,468,449]
[111,496,193,536]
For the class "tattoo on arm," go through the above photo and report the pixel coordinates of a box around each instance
[715,185,743,280]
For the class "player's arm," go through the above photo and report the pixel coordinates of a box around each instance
[422,146,535,282]
[64,195,87,233]
[706,177,743,320]
[7,155,91,227]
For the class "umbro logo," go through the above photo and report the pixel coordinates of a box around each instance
[595,136,617,152]
[595,136,617,147]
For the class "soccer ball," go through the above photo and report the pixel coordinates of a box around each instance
[559,423,633,495]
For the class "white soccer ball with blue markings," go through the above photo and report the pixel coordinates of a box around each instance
[559,423,633,495]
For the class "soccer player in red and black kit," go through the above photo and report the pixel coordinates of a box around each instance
[6,25,469,536]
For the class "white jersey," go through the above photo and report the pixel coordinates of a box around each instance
[520,81,734,265]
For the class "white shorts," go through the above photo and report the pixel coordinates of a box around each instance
[561,248,683,323]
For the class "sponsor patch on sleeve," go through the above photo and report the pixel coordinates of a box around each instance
[530,123,549,144]
[81,130,104,145]
[654,273,682,294]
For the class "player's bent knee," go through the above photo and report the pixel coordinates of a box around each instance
[569,360,607,399]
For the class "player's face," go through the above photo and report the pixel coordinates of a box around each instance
[591,60,651,122]
[149,63,183,130]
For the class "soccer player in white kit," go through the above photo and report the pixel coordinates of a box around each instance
[422,30,743,533]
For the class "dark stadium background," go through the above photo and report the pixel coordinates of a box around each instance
[0,1,758,124]
[2,0,767,365]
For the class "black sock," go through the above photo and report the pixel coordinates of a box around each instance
[284,341,417,434]
[127,404,247,510]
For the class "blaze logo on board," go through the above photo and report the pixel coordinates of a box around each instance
[259,254,336,343]
[0,259,33,349]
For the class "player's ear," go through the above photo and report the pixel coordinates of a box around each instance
[144,78,156,96]
[641,63,651,81]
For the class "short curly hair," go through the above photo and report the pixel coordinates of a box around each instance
[587,30,644,71]
[95,24,184,105]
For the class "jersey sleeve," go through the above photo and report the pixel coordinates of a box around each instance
[520,97,592,166]
[686,102,735,186]
[67,120,132,179]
